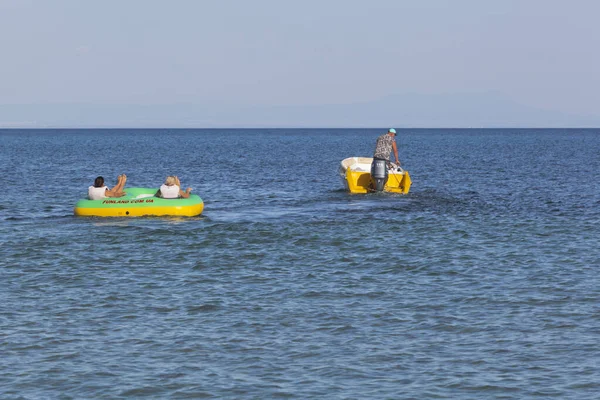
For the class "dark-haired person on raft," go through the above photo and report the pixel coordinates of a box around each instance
[88,175,127,200]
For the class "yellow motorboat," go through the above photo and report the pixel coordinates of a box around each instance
[339,157,411,194]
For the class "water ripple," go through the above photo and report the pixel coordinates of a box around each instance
[1,129,599,399]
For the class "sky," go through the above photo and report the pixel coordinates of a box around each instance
[0,0,599,127]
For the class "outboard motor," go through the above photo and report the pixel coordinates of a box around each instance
[370,159,388,191]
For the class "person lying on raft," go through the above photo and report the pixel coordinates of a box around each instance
[88,175,127,200]
[155,175,192,199]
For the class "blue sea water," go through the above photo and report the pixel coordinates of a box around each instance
[1,128,599,399]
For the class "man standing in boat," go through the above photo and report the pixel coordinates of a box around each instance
[371,128,400,191]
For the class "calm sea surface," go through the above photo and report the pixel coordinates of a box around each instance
[1,128,599,399]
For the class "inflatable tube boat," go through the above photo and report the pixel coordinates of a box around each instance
[74,187,204,217]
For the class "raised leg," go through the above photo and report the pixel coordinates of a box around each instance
[113,174,127,193]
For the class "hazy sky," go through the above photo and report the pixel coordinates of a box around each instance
[0,0,599,126]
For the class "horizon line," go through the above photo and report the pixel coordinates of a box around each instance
[1,126,599,130]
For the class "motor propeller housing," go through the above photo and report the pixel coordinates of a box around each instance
[370,159,388,191]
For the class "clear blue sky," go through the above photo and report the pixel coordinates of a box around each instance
[1,0,598,127]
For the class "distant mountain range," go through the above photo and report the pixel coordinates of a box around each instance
[1,92,598,128]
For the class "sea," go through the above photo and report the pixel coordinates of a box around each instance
[1,128,599,399]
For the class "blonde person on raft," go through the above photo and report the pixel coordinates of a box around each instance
[88,175,127,200]
[155,176,192,199]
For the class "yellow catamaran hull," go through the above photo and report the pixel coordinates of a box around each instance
[339,157,412,194]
